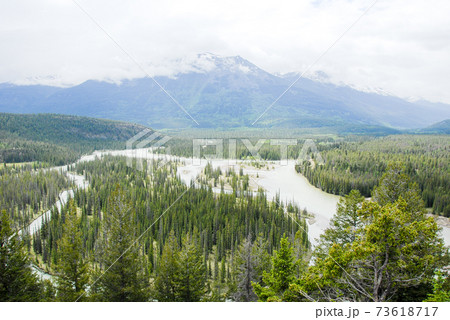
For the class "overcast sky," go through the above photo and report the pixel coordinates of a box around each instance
[1,0,449,103]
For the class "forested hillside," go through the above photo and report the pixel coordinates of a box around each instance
[296,135,450,216]
[0,113,150,165]
[418,119,450,134]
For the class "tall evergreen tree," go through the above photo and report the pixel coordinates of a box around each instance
[97,187,149,301]
[343,199,445,301]
[175,233,206,301]
[55,200,90,301]
[230,234,271,301]
[0,210,42,301]
[253,236,296,301]
[316,190,365,258]
[231,235,255,302]
[372,162,425,217]
[220,257,226,284]
[153,231,180,302]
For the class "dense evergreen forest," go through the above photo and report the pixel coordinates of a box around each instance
[1,159,449,302]
[162,134,449,216]
[1,119,449,302]
[26,156,309,301]
[0,113,150,165]
[0,131,79,165]
[295,135,450,216]
[0,164,69,229]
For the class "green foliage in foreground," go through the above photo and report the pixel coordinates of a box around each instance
[253,237,297,301]
[271,163,449,302]
[26,156,307,301]
[0,210,43,301]
[93,188,150,302]
[55,201,90,302]
[424,271,450,302]
[229,234,271,302]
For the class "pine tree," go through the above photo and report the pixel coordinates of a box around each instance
[97,187,149,301]
[353,199,446,301]
[253,236,296,301]
[0,210,43,301]
[175,233,206,301]
[231,235,255,301]
[292,230,309,277]
[301,195,447,302]
[55,200,90,301]
[230,234,271,301]
[153,231,180,301]
[220,257,226,284]
[315,189,365,258]
[213,246,219,281]
[372,162,425,217]
[303,164,449,302]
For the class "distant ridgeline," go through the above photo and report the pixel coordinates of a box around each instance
[1,54,450,131]
[0,113,150,165]
[416,119,450,135]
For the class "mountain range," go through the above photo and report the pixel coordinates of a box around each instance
[0,53,449,131]
[417,119,450,134]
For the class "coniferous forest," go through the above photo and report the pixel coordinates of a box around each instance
[1,149,449,302]
[0,163,69,229]
[2,1,450,315]
[0,115,449,302]
[296,135,450,216]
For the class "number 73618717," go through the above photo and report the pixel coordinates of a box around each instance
[376,307,438,317]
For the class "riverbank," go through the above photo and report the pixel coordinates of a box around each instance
[27,147,450,266]
[75,148,450,247]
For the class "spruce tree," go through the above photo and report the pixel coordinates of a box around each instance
[153,231,180,302]
[299,179,447,302]
[315,189,365,258]
[372,162,425,217]
[220,257,226,284]
[175,233,206,301]
[253,236,296,301]
[97,187,149,301]
[231,235,255,301]
[55,200,90,301]
[0,210,43,301]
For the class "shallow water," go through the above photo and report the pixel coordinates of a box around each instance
[174,159,340,246]
[250,163,340,245]
[24,149,450,281]
[76,149,450,247]
[29,148,450,248]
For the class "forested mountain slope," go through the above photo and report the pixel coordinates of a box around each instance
[417,119,450,134]
[0,113,150,165]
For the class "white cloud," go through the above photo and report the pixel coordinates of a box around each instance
[0,0,449,103]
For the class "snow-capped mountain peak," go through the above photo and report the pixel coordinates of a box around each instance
[175,53,264,76]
